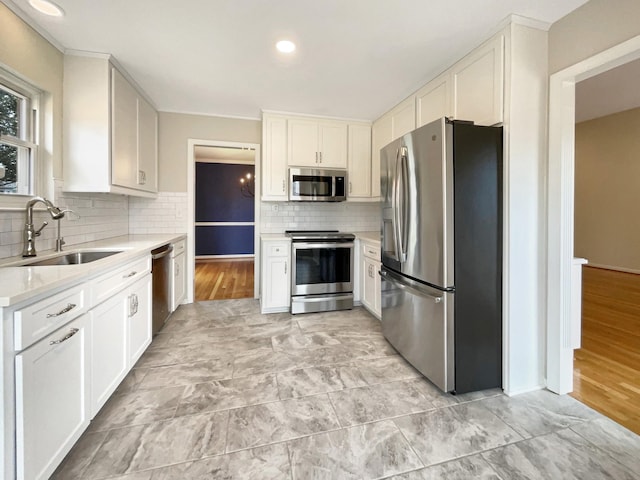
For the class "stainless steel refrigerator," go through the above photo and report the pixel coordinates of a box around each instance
[380,117,502,394]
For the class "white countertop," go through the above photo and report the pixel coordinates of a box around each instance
[354,231,380,244]
[0,234,186,307]
[260,233,291,241]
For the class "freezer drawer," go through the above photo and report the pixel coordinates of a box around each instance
[380,268,454,392]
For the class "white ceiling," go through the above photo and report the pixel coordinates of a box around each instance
[7,0,588,120]
[575,57,640,123]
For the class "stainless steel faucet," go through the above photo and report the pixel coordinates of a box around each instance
[55,208,80,252]
[22,197,66,257]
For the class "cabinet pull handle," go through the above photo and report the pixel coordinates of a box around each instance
[315,152,318,163]
[349,182,352,193]
[319,152,323,163]
[46,303,76,318]
[50,328,79,345]
[176,263,179,276]
[123,271,137,279]
[282,179,285,192]
[284,261,287,274]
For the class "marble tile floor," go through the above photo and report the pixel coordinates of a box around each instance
[52,299,640,479]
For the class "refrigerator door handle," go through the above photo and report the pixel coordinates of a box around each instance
[391,148,402,262]
[397,146,409,263]
[379,269,443,302]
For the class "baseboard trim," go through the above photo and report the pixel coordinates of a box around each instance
[586,263,640,275]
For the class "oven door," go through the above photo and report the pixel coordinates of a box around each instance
[291,241,354,295]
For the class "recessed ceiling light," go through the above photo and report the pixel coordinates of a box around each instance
[276,40,296,54]
[28,0,65,17]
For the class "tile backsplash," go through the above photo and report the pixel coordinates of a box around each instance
[0,180,129,259]
[0,187,380,259]
[260,201,380,233]
[129,192,188,234]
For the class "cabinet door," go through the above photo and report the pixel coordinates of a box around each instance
[452,35,504,126]
[128,273,152,367]
[111,67,138,189]
[362,256,376,312]
[371,114,392,198]
[318,121,348,168]
[90,293,128,417]
[347,124,372,198]
[262,115,288,199]
[373,260,382,317]
[172,251,186,311]
[15,314,90,480]
[288,118,319,167]
[416,73,452,128]
[137,96,158,192]
[263,256,289,309]
[391,96,416,140]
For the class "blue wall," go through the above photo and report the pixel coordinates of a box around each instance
[195,226,254,256]
[195,163,254,222]
[195,162,255,256]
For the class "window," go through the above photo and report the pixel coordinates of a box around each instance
[0,71,39,196]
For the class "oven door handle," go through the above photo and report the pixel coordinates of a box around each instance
[292,242,354,249]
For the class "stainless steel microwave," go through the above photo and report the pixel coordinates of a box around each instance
[289,168,347,202]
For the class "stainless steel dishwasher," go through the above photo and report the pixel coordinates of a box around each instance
[151,244,173,335]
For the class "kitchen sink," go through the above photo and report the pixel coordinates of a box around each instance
[20,250,123,266]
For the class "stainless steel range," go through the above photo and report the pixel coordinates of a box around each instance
[285,230,355,314]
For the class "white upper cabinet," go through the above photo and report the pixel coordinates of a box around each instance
[452,34,504,126]
[263,112,370,201]
[262,113,288,200]
[416,72,452,128]
[288,118,347,168]
[63,53,158,197]
[347,123,372,199]
[111,68,139,190]
[136,96,159,192]
[390,96,416,140]
[371,113,392,199]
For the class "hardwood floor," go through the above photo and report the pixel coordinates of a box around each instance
[195,259,254,301]
[570,265,640,434]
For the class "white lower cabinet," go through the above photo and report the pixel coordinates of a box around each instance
[360,240,381,318]
[15,314,90,480]
[171,239,186,311]
[91,269,152,417]
[260,239,291,313]
[90,294,128,417]
[128,273,152,366]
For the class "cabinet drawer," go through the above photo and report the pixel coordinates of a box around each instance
[92,255,151,306]
[172,238,186,256]
[267,243,289,257]
[362,243,381,260]
[14,284,87,351]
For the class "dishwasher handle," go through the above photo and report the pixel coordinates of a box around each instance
[151,244,173,260]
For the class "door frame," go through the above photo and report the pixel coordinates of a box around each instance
[186,139,262,302]
[546,35,640,394]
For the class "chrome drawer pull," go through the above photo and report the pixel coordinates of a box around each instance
[46,303,77,318]
[50,328,79,345]
[123,271,137,279]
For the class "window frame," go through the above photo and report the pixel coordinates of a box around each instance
[0,65,43,209]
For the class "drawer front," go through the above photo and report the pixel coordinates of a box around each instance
[14,284,87,351]
[268,243,289,257]
[172,238,186,256]
[92,255,151,306]
[362,243,381,260]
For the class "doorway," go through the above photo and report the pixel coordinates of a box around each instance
[546,36,640,396]
[569,62,640,434]
[194,146,255,301]
[186,140,261,304]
